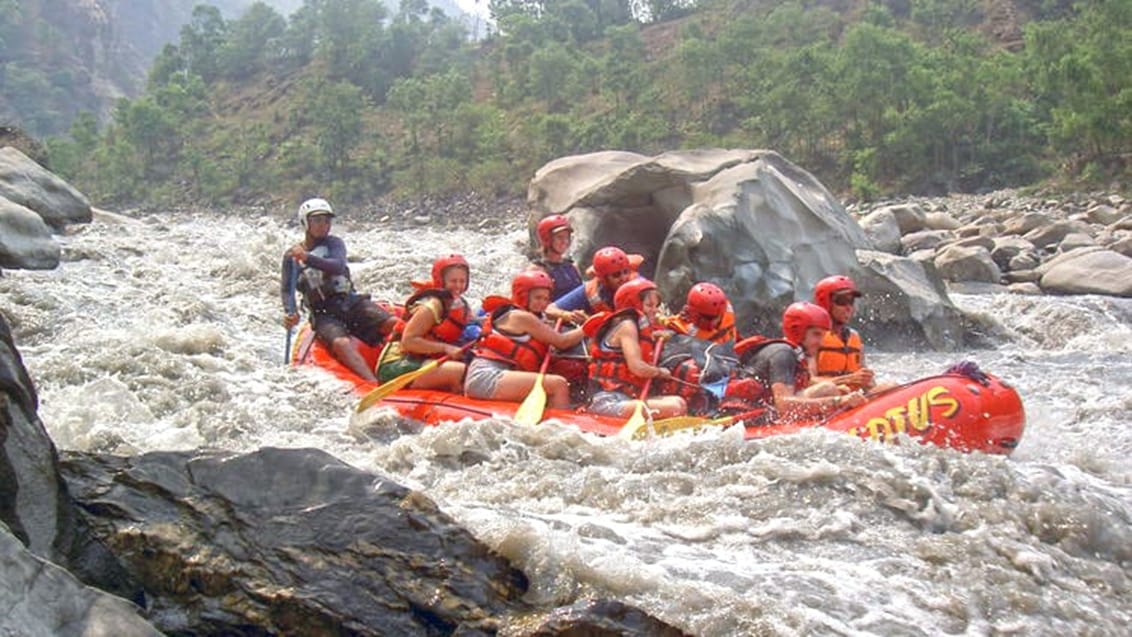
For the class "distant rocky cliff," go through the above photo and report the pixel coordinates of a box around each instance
[0,0,470,137]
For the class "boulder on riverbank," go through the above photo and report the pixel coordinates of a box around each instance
[528,149,963,347]
[0,145,93,270]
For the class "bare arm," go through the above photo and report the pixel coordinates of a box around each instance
[507,312,584,350]
[612,321,667,379]
[771,383,866,417]
[401,299,460,357]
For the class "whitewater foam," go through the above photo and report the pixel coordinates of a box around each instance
[2,211,1130,635]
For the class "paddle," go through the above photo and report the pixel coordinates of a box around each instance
[355,340,476,413]
[283,259,299,365]
[617,337,667,440]
[514,318,564,426]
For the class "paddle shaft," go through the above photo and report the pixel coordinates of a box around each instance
[535,319,563,376]
[283,259,299,365]
[635,336,666,406]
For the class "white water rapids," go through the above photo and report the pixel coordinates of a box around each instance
[2,210,1130,635]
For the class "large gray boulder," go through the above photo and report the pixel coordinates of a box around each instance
[0,197,60,269]
[853,251,964,349]
[0,147,92,229]
[0,526,159,637]
[1,313,143,606]
[1039,250,1132,297]
[528,150,963,347]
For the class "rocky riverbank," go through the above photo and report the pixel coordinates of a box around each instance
[852,190,1132,297]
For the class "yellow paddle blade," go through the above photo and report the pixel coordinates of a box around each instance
[647,415,709,434]
[513,373,548,426]
[617,401,650,440]
[355,359,440,413]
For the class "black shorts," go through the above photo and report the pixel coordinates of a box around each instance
[312,295,392,347]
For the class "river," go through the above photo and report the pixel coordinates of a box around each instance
[1,209,1129,635]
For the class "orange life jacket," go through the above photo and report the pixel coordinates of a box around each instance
[399,288,470,348]
[587,309,657,395]
[473,305,549,372]
[663,306,738,344]
[583,278,615,314]
[815,326,863,376]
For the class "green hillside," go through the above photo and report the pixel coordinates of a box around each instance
[43,0,1132,206]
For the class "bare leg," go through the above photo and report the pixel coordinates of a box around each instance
[332,336,378,383]
[614,395,687,418]
[645,396,687,419]
[410,361,466,393]
[489,372,572,409]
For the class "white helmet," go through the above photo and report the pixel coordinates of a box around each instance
[298,198,334,230]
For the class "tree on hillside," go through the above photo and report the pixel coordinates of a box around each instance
[306,80,367,175]
[180,5,229,82]
[218,2,287,79]
[1025,0,1132,171]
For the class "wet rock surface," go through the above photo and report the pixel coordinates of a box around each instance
[60,446,686,636]
[60,446,530,636]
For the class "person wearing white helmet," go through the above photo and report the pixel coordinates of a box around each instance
[282,197,395,382]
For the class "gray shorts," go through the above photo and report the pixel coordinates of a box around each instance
[464,358,509,399]
[588,390,633,417]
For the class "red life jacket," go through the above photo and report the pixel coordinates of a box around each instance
[583,279,615,314]
[587,309,657,395]
[401,288,470,347]
[473,305,549,372]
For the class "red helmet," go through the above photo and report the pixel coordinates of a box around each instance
[511,270,554,309]
[536,214,572,249]
[686,282,728,321]
[431,254,469,291]
[782,302,831,346]
[614,277,657,312]
[591,247,631,278]
[813,275,862,312]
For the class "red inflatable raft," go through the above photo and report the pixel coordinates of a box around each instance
[291,325,1025,455]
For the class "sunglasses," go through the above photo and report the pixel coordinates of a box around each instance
[832,296,856,306]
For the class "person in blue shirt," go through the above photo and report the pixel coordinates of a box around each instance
[529,214,583,301]
[281,198,395,382]
[547,246,641,324]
